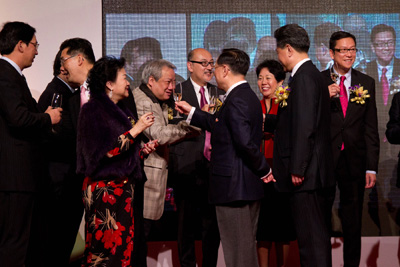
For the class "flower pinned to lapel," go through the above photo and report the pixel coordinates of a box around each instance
[168,107,174,120]
[216,98,223,112]
[274,85,291,108]
[349,84,370,105]
[390,76,400,95]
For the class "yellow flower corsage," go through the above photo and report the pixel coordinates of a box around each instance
[168,107,174,120]
[274,85,291,107]
[349,84,370,105]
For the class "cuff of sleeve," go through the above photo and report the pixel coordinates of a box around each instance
[186,107,196,124]
[260,168,272,179]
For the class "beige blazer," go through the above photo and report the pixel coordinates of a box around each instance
[133,86,199,220]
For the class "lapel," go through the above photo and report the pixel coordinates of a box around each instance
[345,68,360,119]
[182,80,200,109]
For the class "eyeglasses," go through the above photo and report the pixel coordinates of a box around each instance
[373,40,395,48]
[29,42,39,50]
[60,55,77,65]
[333,48,358,54]
[190,60,215,67]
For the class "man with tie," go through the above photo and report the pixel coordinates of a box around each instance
[323,31,379,267]
[0,21,62,267]
[169,48,221,267]
[175,48,273,267]
[272,24,336,267]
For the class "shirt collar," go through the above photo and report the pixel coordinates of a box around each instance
[377,58,394,72]
[291,58,310,77]
[224,80,247,99]
[57,76,75,93]
[1,56,23,76]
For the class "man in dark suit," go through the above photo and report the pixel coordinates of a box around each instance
[0,21,62,267]
[169,48,220,267]
[33,49,83,267]
[176,48,273,267]
[323,31,379,267]
[273,24,335,267]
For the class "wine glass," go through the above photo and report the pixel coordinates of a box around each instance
[330,63,341,98]
[208,86,218,114]
[51,93,62,108]
[173,83,183,118]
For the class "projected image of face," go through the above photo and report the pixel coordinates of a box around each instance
[372,31,396,66]
[330,37,357,75]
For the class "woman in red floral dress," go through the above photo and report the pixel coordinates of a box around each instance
[76,56,157,267]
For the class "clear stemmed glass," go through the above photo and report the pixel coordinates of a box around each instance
[173,83,183,118]
[208,86,218,114]
[330,63,341,98]
[51,93,62,108]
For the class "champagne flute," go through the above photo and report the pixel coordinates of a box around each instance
[51,93,63,108]
[173,83,183,118]
[208,86,217,114]
[330,63,341,98]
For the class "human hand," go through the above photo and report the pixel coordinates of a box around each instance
[262,172,276,183]
[365,173,376,188]
[175,101,193,115]
[142,139,159,155]
[328,83,340,98]
[201,104,209,112]
[45,106,62,125]
[291,174,304,186]
[130,112,154,137]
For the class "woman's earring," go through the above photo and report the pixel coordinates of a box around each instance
[108,89,113,99]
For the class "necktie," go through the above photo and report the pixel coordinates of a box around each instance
[200,86,211,161]
[381,67,389,106]
[339,76,348,117]
[80,84,88,107]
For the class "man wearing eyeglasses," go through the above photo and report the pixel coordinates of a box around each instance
[322,31,379,267]
[169,48,221,267]
[0,21,62,267]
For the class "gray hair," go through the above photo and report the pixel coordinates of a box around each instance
[141,59,176,84]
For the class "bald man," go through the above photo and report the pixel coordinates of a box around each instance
[169,48,221,267]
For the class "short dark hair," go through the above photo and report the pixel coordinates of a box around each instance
[314,22,341,47]
[59,38,95,64]
[217,48,249,76]
[371,24,396,43]
[274,24,310,53]
[255,59,285,83]
[53,50,62,76]
[120,37,162,63]
[329,31,357,50]
[87,56,125,96]
[0,21,36,55]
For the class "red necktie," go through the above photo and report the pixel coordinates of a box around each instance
[200,87,211,161]
[381,67,389,106]
[339,76,348,117]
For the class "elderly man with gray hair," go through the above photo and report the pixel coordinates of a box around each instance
[132,59,200,245]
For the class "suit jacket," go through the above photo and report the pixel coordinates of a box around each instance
[0,59,52,192]
[365,58,400,162]
[274,61,335,193]
[169,79,223,185]
[322,68,380,178]
[386,92,400,186]
[133,84,200,220]
[191,82,270,204]
[38,76,77,164]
